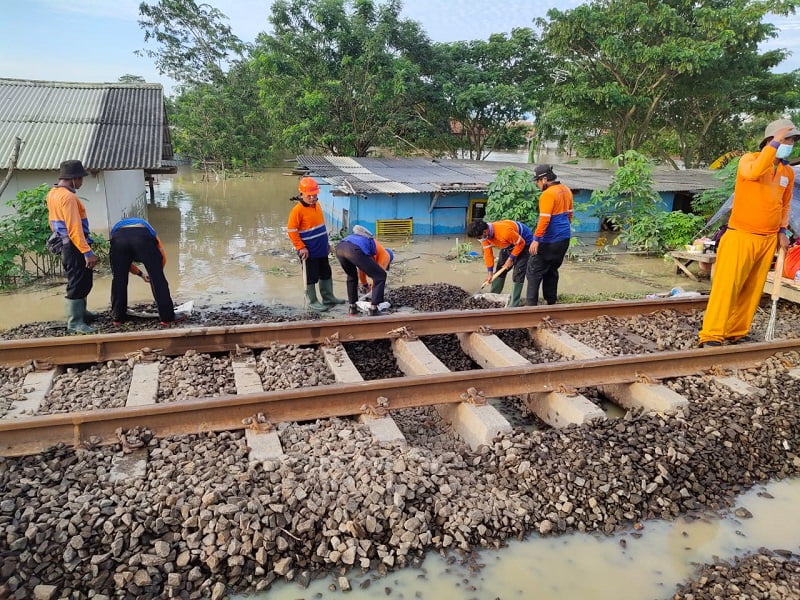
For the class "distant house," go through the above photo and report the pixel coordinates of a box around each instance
[0,78,175,232]
[295,156,720,236]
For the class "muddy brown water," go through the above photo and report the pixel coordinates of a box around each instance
[2,167,797,598]
[0,166,708,329]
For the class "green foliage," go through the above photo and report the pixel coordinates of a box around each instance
[253,0,434,157]
[486,167,540,228]
[538,0,799,161]
[447,240,476,263]
[137,0,245,85]
[587,150,662,233]
[0,186,109,289]
[624,211,706,253]
[428,29,549,160]
[0,185,59,287]
[691,157,739,221]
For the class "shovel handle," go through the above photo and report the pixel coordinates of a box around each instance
[480,264,511,289]
[771,246,786,301]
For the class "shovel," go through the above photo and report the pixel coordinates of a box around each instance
[474,264,510,296]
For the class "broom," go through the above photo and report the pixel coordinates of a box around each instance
[765,246,786,341]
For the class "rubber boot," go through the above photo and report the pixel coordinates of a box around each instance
[305,285,331,312]
[490,276,506,294]
[509,282,524,307]
[66,298,95,334]
[319,278,345,305]
[81,298,98,323]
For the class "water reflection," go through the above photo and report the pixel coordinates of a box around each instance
[236,478,800,599]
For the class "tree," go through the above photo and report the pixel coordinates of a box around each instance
[430,29,548,160]
[252,0,435,156]
[539,0,800,159]
[137,0,245,85]
[485,167,539,228]
[118,74,147,84]
[168,59,277,173]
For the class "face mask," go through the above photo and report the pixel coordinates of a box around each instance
[776,144,794,159]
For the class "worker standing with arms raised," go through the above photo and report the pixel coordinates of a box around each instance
[287,177,344,311]
[526,164,573,306]
[46,160,97,333]
[698,119,798,347]
[466,218,532,307]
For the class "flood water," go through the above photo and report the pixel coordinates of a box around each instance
[3,167,797,598]
[0,166,707,330]
[238,478,800,600]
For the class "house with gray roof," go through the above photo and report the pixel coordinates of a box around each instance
[0,78,175,232]
[295,155,721,236]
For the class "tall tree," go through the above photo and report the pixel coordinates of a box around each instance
[429,28,548,160]
[137,0,245,85]
[252,0,434,156]
[539,0,800,158]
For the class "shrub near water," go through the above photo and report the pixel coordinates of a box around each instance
[0,184,109,289]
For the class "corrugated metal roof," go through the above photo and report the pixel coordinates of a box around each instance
[0,78,172,171]
[296,155,720,196]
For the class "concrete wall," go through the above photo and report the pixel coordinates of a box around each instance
[104,170,147,228]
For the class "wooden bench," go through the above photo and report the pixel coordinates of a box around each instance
[668,250,716,282]
[763,271,800,304]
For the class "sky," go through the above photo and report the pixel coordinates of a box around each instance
[1,0,799,96]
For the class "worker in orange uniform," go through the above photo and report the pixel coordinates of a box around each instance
[357,238,394,297]
[46,160,97,334]
[287,177,344,311]
[698,119,799,347]
[110,218,183,326]
[526,164,573,306]
[466,218,533,307]
[335,225,393,316]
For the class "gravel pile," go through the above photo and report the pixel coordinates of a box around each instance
[157,350,236,403]
[2,352,798,598]
[386,284,503,312]
[256,344,335,389]
[1,285,799,599]
[0,365,28,418]
[39,361,133,414]
[0,302,319,340]
[672,549,800,599]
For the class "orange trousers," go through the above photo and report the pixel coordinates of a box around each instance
[698,228,776,344]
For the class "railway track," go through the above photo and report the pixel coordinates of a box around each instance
[2,296,799,458]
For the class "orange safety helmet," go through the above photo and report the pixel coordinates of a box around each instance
[298,177,320,195]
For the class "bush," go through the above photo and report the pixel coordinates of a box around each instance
[486,167,539,228]
[623,211,706,254]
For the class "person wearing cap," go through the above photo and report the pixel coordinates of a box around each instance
[287,176,345,311]
[698,119,799,347]
[466,218,533,307]
[335,225,389,316]
[527,164,573,305]
[46,159,97,333]
[109,218,184,326]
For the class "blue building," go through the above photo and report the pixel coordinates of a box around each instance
[295,156,719,236]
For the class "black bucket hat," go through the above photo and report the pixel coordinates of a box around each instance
[533,164,554,180]
[58,160,90,179]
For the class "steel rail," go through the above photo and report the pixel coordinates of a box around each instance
[1,338,795,457]
[0,298,708,366]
